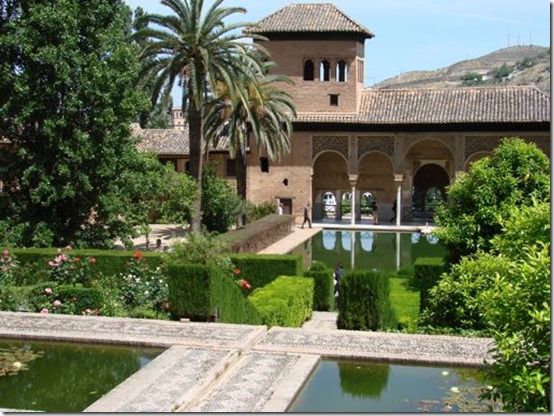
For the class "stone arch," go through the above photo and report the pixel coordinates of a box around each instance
[312,151,350,220]
[464,151,491,171]
[412,163,449,214]
[404,137,455,160]
[320,59,331,81]
[336,60,348,82]
[357,151,395,222]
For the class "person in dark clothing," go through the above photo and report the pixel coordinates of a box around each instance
[390,199,397,223]
[301,203,312,228]
[334,263,344,295]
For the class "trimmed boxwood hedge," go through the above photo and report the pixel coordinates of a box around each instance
[337,270,397,331]
[413,257,447,312]
[249,276,313,327]
[7,248,163,285]
[304,261,334,311]
[229,253,302,291]
[166,262,261,324]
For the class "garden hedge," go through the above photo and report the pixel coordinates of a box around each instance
[7,248,163,285]
[413,257,447,312]
[249,276,313,327]
[220,214,295,253]
[337,270,397,331]
[304,261,334,311]
[229,253,302,290]
[166,262,261,324]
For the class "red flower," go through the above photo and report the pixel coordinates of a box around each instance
[238,279,251,290]
[133,250,144,260]
[233,268,241,276]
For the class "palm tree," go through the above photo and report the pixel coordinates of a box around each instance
[205,58,296,224]
[135,0,262,232]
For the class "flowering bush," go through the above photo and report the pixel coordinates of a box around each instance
[0,249,19,287]
[229,263,251,292]
[117,251,168,310]
[47,247,95,286]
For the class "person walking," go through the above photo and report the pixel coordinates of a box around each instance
[276,203,284,215]
[301,202,312,228]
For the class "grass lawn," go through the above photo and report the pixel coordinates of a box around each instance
[389,277,420,331]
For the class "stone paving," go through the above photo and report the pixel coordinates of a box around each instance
[257,226,321,254]
[0,311,494,412]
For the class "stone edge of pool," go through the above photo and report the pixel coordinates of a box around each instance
[0,312,494,413]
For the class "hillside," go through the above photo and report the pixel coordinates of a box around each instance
[373,45,550,93]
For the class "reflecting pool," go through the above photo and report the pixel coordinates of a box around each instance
[0,338,162,412]
[290,230,447,272]
[288,359,498,413]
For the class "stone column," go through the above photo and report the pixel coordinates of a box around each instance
[394,174,404,226]
[349,175,358,226]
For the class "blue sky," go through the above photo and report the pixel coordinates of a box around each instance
[125,0,550,93]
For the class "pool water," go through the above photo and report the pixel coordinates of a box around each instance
[288,359,498,413]
[291,230,447,272]
[0,338,162,412]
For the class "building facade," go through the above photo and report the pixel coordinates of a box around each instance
[140,3,550,224]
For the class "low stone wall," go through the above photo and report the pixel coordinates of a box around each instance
[221,214,295,253]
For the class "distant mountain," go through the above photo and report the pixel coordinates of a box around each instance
[372,45,550,93]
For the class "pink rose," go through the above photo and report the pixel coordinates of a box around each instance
[40,308,49,314]
[44,288,53,295]
[53,300,62,307]
[2,249,9,257]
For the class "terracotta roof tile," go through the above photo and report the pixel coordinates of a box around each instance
[296,86,550,124]
[134,126,229,156]
[245,3,374,38]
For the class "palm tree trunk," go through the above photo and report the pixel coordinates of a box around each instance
[188,94,203,233]
[235,150,247,226]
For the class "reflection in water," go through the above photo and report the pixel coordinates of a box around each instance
[322,230,336,250]
[360,232,374,252]
[288,360,497,413]
[341,231,351,251]
[291,230,448,273]
[339,361,389,398]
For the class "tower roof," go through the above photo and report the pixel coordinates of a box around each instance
[245,3,374,39]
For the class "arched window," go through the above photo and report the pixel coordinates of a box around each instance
[320,60,330,81]
[303,60,314,81]
[336,60,348,82]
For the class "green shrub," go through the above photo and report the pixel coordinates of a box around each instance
[7,248,162,285]
[304,261,334,311]
[166,262,261,324]
[220,214,294,253]
[229,253,302,290]
[413,257,447,312]
[244,201,277,223]
[27,282,103,315]
[249,276,313,327]
[337,270,396,331]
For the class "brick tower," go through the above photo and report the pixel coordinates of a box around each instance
[245,3,374,113]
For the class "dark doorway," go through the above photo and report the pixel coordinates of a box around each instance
[280,198,293,215]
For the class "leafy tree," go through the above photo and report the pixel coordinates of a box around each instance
[135,0,262,232]
[0,0,148,247]
[205,58,296,225]
[492,63,514,81]
[422,201,551,411]
[201,164,242,233]
[435,137,549,260]
[461,71,483,86]
[117,151,196,246]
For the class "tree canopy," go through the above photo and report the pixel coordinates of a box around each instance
[435,137,550,260]
[0,0,149,247]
